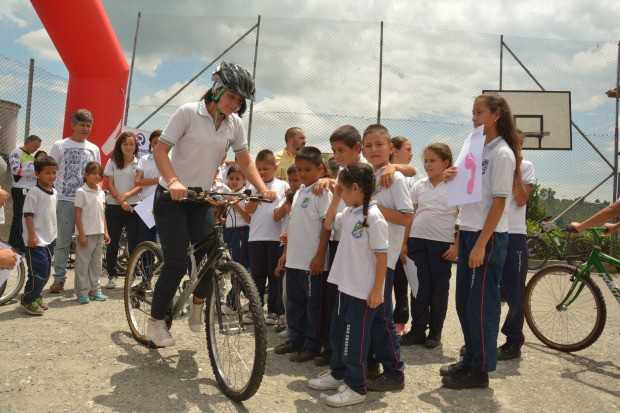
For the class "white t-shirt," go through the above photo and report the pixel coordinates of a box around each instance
[286,183,333,271]
[49,138,101,202]
[22,185,57,247]
[9,148,37,189]
[457,136,516,233]
[410,178,458,243]
[508,160,536,235]
[137,153,160,200]
[159,100,247,191]
[248,178,289,242]
[225,186,250,228]
[328,203,389,300]
[74,184,106,235]
[372,168,414,270]
[104,158,140,205]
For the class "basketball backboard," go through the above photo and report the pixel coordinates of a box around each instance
[482,90,572,150]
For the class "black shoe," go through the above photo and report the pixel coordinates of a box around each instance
[459,345,467,356]
[439,360,469,377]
[400,331,427,346]
[274,342,300,355]
[442,369,489,389]
[289,351,319,363]
[367,362,382,380]
[367,374,405,392]
[424,336,441,349]
[314,353,330,366]
[497,342,521,361]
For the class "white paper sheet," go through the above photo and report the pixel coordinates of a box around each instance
[403,257,419,298]
[0,242,21,286]
[134,193,156,229]
[446,125,485,206]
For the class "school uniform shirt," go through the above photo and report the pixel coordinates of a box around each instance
[104,158,141,205]
[225,186,250,228]
[137,153,160,200]
[372,168,414,270]
[328,202,389,300]
[286,183,333,271]
[159,100,247,191]
[22,185,57,247]
[248,178,290,242]
[9,147,36,189]
[49,138,101,202]
[74,184,106,235]
[508,160,536,235]
[410,177,458,243]
[457,136,516,233]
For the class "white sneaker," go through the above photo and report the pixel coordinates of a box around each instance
[265,312,279,325]
[325,384,366,408]
[308,370,343,391]
[279,328,289,338]
[242,313,254,325]
[146,318,176,347]
[188,302,204,332]
[105,277,118,289]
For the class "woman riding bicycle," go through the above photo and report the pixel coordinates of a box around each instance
[147,62,274,347]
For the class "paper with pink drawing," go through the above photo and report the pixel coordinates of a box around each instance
[446,125,484,206]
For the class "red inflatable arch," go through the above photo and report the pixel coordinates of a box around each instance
[31,0,129,162]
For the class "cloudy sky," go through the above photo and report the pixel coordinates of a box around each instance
[1,0,620,200]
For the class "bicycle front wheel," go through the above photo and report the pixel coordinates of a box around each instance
[0,260,26,305]
[527,236,549,270]
[205,261,266,402]
[124,241,164,345]
[524,264,607,352]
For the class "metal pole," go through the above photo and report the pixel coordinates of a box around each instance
[552,172,614,223]
[499,34,504,90]
[24,58,34,138]
[612,41,620,255]
[124,11,141,126]
[137,22,259,129]
[377,21,384,124]
[247,15,261,151]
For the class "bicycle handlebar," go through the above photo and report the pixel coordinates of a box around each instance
[161,189,273,204]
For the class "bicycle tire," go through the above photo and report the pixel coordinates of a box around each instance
[124,241,164,346]
[205,260,266,402]
[524,264,607,352]
[0,260,26,306]
[527,236,549,270]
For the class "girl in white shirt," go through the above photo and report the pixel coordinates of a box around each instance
[74,162,110,304]
[223,163,251,269]
[401,143,458,349]
[307,162,389,408]
[103,131,142,289]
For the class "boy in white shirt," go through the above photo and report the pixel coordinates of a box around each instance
[20,156,58,316]
[246,150,289,324]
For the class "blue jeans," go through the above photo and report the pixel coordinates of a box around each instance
[223,226,249,270]
[501,234,528,346]
[285,268,322,353]
[456,230,508,372]
[23,242,55,304]
[52,200,75,282]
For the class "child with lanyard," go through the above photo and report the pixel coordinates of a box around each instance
[147,62,274,347]
[440,94,518,389]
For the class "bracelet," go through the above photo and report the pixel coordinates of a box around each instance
[167,177,179,186]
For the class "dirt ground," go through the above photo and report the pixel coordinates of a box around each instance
[0,269,618,413]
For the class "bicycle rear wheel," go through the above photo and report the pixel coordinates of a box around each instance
[524,264,607,352]
[124,241,163,345]
[0,260,26,306]
[205,261,266,402]
[527,236,549,270]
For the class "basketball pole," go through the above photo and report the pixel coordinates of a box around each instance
[247,15,261,151]
[377,21,384,124]
[499,34,503,90]
[124,11,141,127]
[612,41,620,256]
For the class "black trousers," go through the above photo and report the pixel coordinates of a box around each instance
[105,204,140,278]
[393,257,410,324]
[150,186,218,320]
[9,187,27,253]
[500,234,528,346]
[248,240,283,315]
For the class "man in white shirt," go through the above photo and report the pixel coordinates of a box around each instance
[48,109,101,293]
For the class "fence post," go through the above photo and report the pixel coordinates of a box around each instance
[612,41,620,255]
[247,15,261,151]
[24,58,34,138]
[499,34,503,90]
[377,21,384,124]
[124,11,142,126]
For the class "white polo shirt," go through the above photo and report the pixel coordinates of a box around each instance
[457,136,516,233]
[286,183,333,271]
[248,178,289,242]
[224,186,250,229]
[328,203,389,300]
[137,153,160,200]
[372,168,414,270]
[74,184,106,235]
[49,138,101,202]
[410,177,458,243]
[22,185,57,247]
[508,160,536,235]
[159,100,248,191]
[104,157,140,205]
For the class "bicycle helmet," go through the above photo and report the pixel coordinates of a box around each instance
[211,61,255,101]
